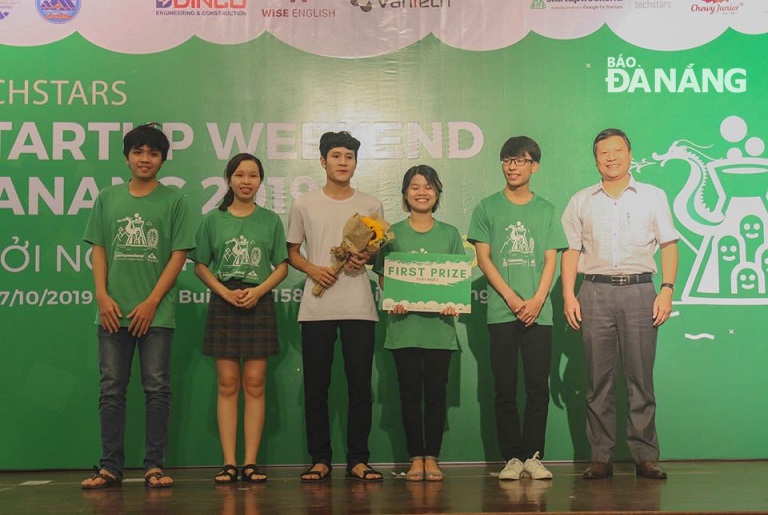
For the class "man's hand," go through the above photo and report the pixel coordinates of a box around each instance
[502,292,524,318]
[652,288,673,327]
[516,296,544,327]
[97,292,122,333]
[345,251,371,273]
[308,263,339,290]
[126,298,159,337]
[563,294,582,331]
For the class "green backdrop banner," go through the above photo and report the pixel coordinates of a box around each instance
[1,1,767,469]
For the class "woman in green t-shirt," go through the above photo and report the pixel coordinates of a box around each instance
[191,154,289,484]
[375,165,465,482]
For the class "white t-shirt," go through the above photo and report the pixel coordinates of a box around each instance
[287,188,383,322]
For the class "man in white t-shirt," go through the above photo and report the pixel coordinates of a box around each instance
[287,131,384,483]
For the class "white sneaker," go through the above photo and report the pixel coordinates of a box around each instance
[499,458,524,480]
[523,451,553,479]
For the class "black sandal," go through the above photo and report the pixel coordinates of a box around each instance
[213,464,238,484]
[144,469,173,489]
[241,464,267,483]
[81,466,121,490]
[345,463,383,482]
[300,463,332,483]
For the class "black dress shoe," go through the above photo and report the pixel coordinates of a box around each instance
[582,461,613,479]
[636,460,667,479]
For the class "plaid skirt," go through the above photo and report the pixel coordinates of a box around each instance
[202,280,280,359]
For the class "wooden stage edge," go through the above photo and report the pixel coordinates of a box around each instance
[1,460,766,514]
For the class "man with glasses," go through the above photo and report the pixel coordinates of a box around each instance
[561,128,678,480]
[468,136,567,481]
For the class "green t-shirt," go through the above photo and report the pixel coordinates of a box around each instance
[83,182,197,329]
[467,192,567,326]
[190,206,288,284]
[375,219,465,351]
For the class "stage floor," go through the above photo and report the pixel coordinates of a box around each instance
[1,461,766,514]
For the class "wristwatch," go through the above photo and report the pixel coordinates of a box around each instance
[660,282,674,292]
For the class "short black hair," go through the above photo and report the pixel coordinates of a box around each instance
[123,123,170,162]
[499,136,541,163]
[593,128,631,157]
[319,131,361,159]
[401,164,443,213]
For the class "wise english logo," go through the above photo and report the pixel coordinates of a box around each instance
[36,0,80,24]
[351,0,452,14]
[260,0,336,18]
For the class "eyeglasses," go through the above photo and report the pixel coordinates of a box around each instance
[501,157,535,166]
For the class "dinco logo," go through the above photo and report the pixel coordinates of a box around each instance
[156,0,247,8]
[351,0,451,13]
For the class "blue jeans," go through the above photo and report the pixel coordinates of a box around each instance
[97,327,173,479]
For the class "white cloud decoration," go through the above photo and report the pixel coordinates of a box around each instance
[1,0,766,56]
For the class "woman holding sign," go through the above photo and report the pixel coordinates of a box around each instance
[374,165,466,482]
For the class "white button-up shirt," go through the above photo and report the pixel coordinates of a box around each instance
[561,175,679,275]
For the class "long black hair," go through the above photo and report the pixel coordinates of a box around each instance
[218,153,265,211]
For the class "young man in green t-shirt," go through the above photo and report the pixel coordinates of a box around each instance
[468,136,567,480]
[80,124,196,489]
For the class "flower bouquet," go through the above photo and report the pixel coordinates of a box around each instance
[312,213,394,297]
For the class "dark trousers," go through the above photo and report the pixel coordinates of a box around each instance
[301,320,375,468]
[579,281,660,463]
[391,348,453,458]
[489,321,552,461]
